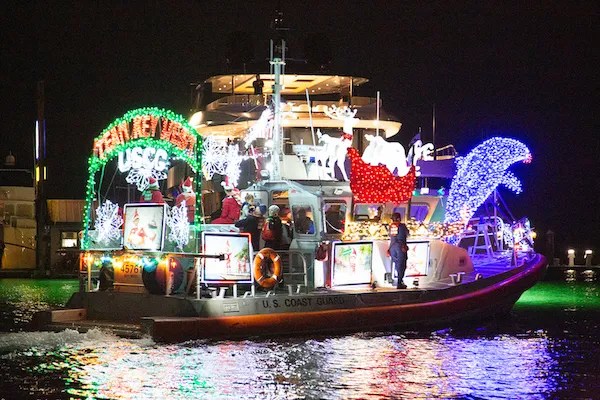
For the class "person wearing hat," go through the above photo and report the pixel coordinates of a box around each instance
[140,177,165,204]
[211,182,242,224]
[175,177,196,222]
[263,204,284,250]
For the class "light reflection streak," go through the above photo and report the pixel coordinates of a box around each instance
[15,331,555,399]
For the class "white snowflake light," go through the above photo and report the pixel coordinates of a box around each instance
[201,137,228,180]
[225,144,243,187]
[94,200,123,244]
[126,168,168,192]
[201,138,243,187]
[167,203,190,250]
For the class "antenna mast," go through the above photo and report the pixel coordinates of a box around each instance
[269,39,285,180]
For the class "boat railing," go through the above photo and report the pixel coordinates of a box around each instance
[205,95,377,113]
[276,249,309,290]
[434,145,457,160]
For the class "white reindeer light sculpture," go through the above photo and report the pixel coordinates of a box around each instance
[319,105,359,181]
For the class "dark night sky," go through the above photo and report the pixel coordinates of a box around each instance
[1,1,598,259]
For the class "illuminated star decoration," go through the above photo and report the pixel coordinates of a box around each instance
[347,147,416,203]
[166,203,190,250]
[444,137,532,224]
[94,200,123,244]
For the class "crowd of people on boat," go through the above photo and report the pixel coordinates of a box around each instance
[136,177,409,288]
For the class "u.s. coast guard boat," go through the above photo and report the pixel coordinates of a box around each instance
[36,44,546,342]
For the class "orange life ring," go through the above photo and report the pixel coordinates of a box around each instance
[253,248,282,289]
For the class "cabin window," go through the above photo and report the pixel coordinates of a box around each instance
[392,204,429,222]
[353,204,383,221]
[292,205,315,234]
[60,231,79,248]
[323,202,346,234]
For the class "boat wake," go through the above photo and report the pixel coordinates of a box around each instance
[0,328,150,354]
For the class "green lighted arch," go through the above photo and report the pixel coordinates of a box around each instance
[81,107,202,250]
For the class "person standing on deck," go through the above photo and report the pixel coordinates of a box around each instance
[235,205,262,251]
[211,183,241,224]
[263,205,283,250]
[253,74,264,95]
[388,212,409,289]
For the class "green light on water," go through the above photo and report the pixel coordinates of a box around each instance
[515,281,600,311]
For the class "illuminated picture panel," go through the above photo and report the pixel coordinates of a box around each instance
[123,204,167,251]
[332,241,373,286]
[404,241,430,277]
[202,232,253,284]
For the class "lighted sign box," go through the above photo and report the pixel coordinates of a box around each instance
[331,241,373,286]
[123,204,167,251]
[202,232,253,284]
[404,241,430,278]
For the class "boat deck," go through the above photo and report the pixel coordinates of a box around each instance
[332,251,522,293]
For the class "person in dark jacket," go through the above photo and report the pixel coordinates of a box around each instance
[263,205,283,250]
[388,212,409,289]
[235,206,262,251]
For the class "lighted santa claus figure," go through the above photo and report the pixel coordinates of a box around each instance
[211,182,241,224]
[139,177,165,204]
[175,177,196,223]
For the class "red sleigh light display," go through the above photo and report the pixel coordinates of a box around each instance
[347,147,416,203]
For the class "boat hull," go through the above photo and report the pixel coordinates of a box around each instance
[142,254,546,342]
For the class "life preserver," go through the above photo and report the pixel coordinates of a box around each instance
[253,248,282,289]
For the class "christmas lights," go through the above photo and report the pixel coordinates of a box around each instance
[444,137,531,224]
[82,108,203,249]
[342,220,465,242]
[166,203,190,250]
[201,138,243,187]
[244,108,273,147]
[347,147,416,203]
[94,200,123,244]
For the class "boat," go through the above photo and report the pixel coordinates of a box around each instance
[35,38,546,342]
[0,160,37,272]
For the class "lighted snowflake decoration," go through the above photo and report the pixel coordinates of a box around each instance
[166,203,190,250]
[445,137,531,224]
[201,138,243,187]
[126,167,168,192]
[94,200,123,244]
[225,145,243,187]
[201,137,228,180]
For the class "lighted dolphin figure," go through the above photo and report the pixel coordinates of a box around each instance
[445,137,532,224]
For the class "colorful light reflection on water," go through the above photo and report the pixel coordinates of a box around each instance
[0,279,599,399]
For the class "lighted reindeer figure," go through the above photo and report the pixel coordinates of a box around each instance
[319,105,358,181]
[362,134,411,176]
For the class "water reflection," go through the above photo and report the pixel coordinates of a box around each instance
[0,329,563,399]
[0,279,77,331]
[1,279,599,399]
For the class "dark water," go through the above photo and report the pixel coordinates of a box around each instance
[0,278,599,399]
